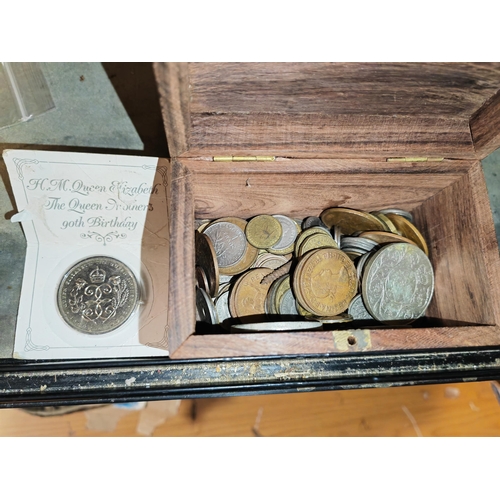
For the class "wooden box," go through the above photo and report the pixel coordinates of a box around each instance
[153,62,500,360]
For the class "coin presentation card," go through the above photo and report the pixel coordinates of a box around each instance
[3,150,171,359]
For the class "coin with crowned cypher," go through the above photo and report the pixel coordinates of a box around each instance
[57,256,140,334]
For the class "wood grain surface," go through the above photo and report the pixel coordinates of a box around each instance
[167,157,500,358]
[153,62,190,157]
[185,158,467,220]
[1,381,500,436]
[155,63,500,159]
[171,326,500,359]
[413,164,497,326]
[166,160,195,353]
[470,89,500,159]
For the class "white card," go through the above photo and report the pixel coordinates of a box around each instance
[3,150,171,359]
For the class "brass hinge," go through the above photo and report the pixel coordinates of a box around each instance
[386,157,444,163]
[213,155,276,162]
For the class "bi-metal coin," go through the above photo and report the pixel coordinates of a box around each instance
[57,256,140,334]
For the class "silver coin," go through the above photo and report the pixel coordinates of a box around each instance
[217,283,231,297]
[332,226,342,247]
[356,251,374,289]
[341,247,370,256]
[377,209,413,223]
[308,314,353,324]
[219,274,232,285]
[270,215,299,251]
[279,289,299,315]
[362,243,434,324]
[302,216,328,230]
[341,237,379,252]
[214,290,231,323]
[204,222,246,268]
[348,294,374,321]
[196,287,218,325]
[252,253,290,270]
[57,256,140,335]
[231,320,322,332]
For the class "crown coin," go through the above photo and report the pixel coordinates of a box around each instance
[57,256,140,334]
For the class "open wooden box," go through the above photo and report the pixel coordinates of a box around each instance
[153,63,500,360]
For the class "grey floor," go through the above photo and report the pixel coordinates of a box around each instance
[1,63,500,358]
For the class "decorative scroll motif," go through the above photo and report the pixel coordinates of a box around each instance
[12,157,39,181]
[145,325,170,349]
[80,231,127,246]
[69,265,130,325]
[24,327,50,351]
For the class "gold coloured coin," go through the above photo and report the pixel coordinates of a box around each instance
[294,227,331,257]
[383,213,429,255]
[297,232,338,257]
[293,248,357,316]
[306,313,353,324]
[245,215,283,249]
[296,300,311,317]
[196,220,211,233]
[344,251,363,261]
[274,275,292,313]
[209,217,259,275]
[370,211,399,234]
[358,231,418,246]
[320,208,386,235]
[229,268,273,318]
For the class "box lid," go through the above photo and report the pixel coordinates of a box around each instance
[154,62,500,160]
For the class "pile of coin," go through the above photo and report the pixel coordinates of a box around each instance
[195,208,435,331]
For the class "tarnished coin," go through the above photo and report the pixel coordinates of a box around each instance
[195,265,210,294]
[231,320,322,332]
[229,268,273,318]
[293,248,357,316]
[196,287,218,325]
[348,294,374,321]
[195,231,219,297]
[269,215,300,255]
[320,208,387,235]
[57,256,140,334]
[378,208,413,223]
[204,221,247,268]
[246,215,283,249]
[362,243,434,324]
[382,213,429,255]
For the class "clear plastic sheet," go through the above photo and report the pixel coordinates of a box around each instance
[0,62,55,130]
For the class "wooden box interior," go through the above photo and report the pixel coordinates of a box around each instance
[152,63,500,359]
[166,157,500,359]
